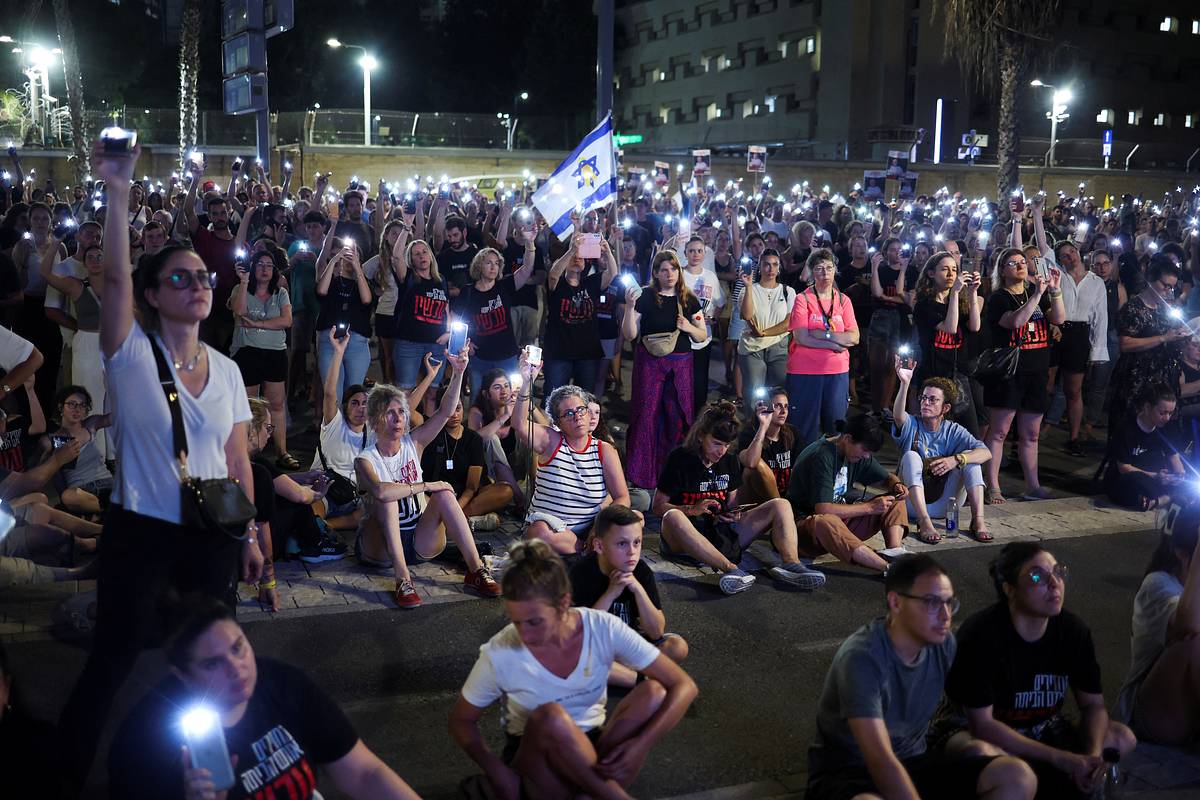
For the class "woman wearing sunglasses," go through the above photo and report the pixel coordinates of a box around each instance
[58,140,264,792]
[934,542,1136,797]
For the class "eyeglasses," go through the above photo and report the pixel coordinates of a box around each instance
[896,592,961,615]
[264,423,276,435]
[768,402,788,411]
[165,269,218,290]
[1003,259,1026,269]
[811,264,836,273]
[63,400,91,410]
[558,406,589,421]
[918,394,944,405]
[1025,564,1068,586]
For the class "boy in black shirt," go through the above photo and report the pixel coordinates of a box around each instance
[937,543,1136,798]
[569,504,688,687]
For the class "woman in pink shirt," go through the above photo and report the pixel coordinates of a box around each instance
[787,248,860,445]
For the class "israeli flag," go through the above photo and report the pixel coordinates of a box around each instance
[532,114,618,241]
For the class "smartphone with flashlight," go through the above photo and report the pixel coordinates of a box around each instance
[447,321,468,355]
[100,126,137,154]
[898,344,916,370]
[335,321,349,340]
[1010,193,1025,214]
[181,707,236,792]
[620,273,642,299]
[579,233,602,259]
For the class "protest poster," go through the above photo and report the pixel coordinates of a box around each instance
[862,170,886,200]
[899,171,919,200]
[692,149,711,176]
[747,145,766,173]
[885,150,909,178]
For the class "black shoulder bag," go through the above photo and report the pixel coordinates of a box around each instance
[315,433,361,507]
[150,336,256,539]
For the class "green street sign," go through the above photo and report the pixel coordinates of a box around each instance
[613,133,643,146]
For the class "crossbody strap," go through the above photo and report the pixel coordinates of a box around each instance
[147,330,190,471]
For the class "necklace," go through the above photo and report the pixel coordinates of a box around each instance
[172,346,203,372]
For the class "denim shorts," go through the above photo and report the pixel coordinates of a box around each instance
[867,308,903,346]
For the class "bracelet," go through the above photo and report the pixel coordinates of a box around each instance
[258,579,277,590]
[1048,289,1062,298]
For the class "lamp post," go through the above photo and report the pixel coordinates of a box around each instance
[0,37,61,146]
[1031,79,1072,168]
[327,38,376,146]
[507,91,529,151]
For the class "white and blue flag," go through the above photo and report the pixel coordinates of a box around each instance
[532,114,617,241]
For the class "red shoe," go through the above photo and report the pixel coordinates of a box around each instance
[394,580,422,609]
[464,567,501,597]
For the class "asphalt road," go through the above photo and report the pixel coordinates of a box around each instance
[6,527,1161,799]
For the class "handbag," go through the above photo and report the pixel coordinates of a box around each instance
[150,334,256,539]
[642,329,680,357]
[316,436,360,506]
[972,326,1026,382]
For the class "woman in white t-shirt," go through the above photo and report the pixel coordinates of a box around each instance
[449,539,697,799]
[363,219,406,385]
[737,248,795,404]
[1116,508,1200,745]
[353,348,500,610]
[58,140,262,791]
[309,327,374,529]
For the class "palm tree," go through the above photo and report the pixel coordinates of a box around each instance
[178,0,201,170]
[52,0,88,185]
[939,0,1061,225]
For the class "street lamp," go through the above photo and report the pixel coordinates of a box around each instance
[0,37,61,145]
[1031,79,1072,167]
[327,38,376,146]
[507,91,529,151]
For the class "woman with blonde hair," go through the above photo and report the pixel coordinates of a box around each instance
[621,251,708,488]
[392,228,450,389]
[363,218,408,385]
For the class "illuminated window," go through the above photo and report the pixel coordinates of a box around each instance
[1160,16,1178,33]
[1185,114,1195,128]
[1128,108,1143,125]
[804,36,816,54]
[705,102,721,121]
[1154,112,1170,127]
[1095,108,1114,124]
[765,95,777,113]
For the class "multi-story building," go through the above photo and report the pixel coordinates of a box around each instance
[612,0,1200,169]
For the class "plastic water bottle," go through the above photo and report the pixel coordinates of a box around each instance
[1093,748,1124,799]
[944,498,959,538]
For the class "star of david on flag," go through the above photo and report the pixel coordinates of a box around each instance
[532,114,617,240]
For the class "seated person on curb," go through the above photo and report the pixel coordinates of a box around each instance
[514,350,629,555]
[449,539,698,800]
[892,358,992,544]
[419,386,514,533]
[1103,382,1185,511]
[937,543,1136,798]
[309,329,374,530]
[788,414,909,574]
[736,386,804,505]
[806,553,1037,800]
[569,504,689,688]
[1116,503,1200,745]
[44,385,113,517]
[354,347,501,609]
[108,599,421,800]
[654,400,827,595]
[468,368,550,512]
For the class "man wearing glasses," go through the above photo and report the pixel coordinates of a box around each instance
[892,358,992,544]
[935,543,1136,797]
[807,554,1037,800]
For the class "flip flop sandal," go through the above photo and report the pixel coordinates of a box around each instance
[984,487,1007,505]
[969,525,994,543]
[916,530,942,545]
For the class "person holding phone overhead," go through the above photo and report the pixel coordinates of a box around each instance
[541,230,618,402]
[867,238,911,417]
[314,205,374,405]
[392,223,451,390]
[59,138,263,794]
[912,251,983,435]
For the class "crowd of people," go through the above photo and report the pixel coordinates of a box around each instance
[0,135,1198,799]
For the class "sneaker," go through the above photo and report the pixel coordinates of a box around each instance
[276,452,301,470]
[299,537,348,564]
[1064,439,1085,457]
[394,580,422,609]
[469,512,501,532]
[464,566,501,597]
[878,546,911,562]
[718,568,756,595]
[769,562,827,590]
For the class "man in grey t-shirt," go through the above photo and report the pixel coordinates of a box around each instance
[806,554,1037,800]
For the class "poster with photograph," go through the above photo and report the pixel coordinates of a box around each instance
[747,145,766,173]
[692,149,711,176]
[898,171,919,200]
[862,170,886,200]
[654,161,670,186]
[885,150,909,178]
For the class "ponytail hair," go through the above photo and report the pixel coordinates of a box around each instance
[501,539,571,604]
[683,400,740,454]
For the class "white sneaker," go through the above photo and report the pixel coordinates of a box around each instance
[469,513,501,532]
[878,546,910,562]
[718,568,756,595]
[768,563,827,590]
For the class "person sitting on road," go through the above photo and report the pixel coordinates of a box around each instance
[569,504,689,688]
[353,348,501,609]
[806,554,1037,800]
[788,414,909,574]
[308,328,374,530]
[513,350,630,555]
[108,598,421,800]
[736,386,804,506]
[891,358,992,544]
[43,385,113,517]
[449,539,698,800]
[655,400,827,595]
[935,543,1136,798]
[419,385,514,533]
[1103,382,1186,511]
[468,368,549,512]
[1116,503,1200,745]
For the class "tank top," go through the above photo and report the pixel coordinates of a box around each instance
[75,281,101,332]
[526,434,607,530]
[357,435,426,526]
